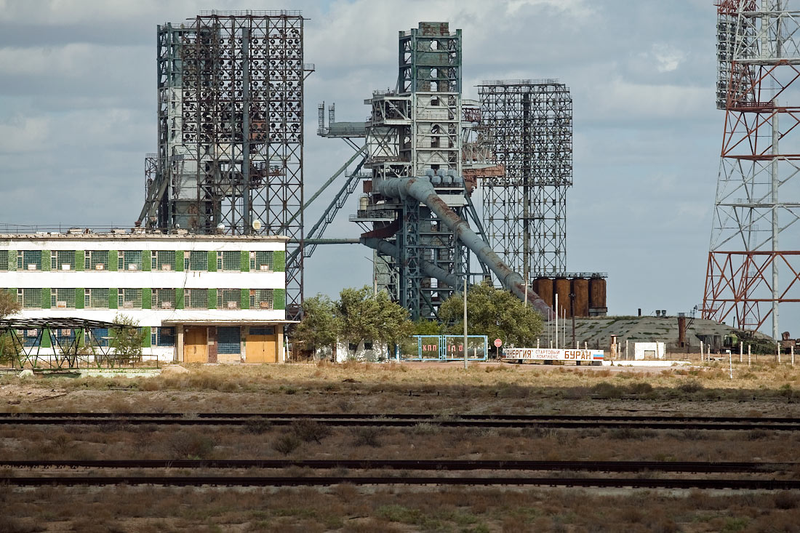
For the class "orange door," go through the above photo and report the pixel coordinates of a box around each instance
[247,327,277,363]
[184,327,208,363]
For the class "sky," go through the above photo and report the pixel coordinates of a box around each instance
[0,0,744,326]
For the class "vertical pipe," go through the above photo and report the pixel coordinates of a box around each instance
[748,344,751,367]
[554,293,559,349]
[792,344,795,367]
[700,340,704,363]
[739,342,743,363]
[463,278,468,370]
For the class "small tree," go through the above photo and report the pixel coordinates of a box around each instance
[0,290,21,365]
[294,294,340,358]
[337,286,413,359]
[110,314,144,366]
[438,281,544,356]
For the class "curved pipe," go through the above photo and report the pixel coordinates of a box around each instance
[373,177,554,319]
[361,237,462,289]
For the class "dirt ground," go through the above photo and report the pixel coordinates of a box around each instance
[1,360,800,532]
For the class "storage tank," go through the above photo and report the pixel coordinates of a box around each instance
[532,278,554,310]
[589,277,607,314]
[571,278,590,317]
[555,277,571,318]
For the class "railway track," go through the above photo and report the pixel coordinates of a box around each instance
[1,475,797,490]
[0,459,793,474]
[0,412,798,431]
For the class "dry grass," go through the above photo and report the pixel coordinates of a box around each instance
[3,361,800,530]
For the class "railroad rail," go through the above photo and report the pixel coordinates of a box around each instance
[1,412,799,431]
[2,475,798,490]
[0,459,792,474]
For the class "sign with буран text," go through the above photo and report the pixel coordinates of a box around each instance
[501,348,604,361]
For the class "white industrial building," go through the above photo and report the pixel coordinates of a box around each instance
[0,231,291,363]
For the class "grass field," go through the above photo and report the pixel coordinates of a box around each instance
[1,360,800,532]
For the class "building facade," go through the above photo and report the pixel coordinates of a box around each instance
[0,231,290,363]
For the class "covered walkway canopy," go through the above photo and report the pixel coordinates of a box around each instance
[0,318,136,369]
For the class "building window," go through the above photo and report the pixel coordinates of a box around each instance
[85,250,109,271]
[19,251,41,271]
[90,328,110,347]
[52,251,75,271]
[119,289,142,309]
[186,289,208,309]
[154,288,176,310]
[85,288,108,309]
[123,250,142,271]
[151,251,175,271]
[218,251,239,271]
[250,289,273,309]
[250,251,274,271]
[188,251,207,271]
[21,289,41,309]
[250,326,275,336]
[364,341,373,351]
[156,327,175,346]
[218,289,240,309]
[218,327,241,354]
[52,288,75,309]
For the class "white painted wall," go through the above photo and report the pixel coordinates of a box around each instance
[634,342,666,360]
[3,270,284,290]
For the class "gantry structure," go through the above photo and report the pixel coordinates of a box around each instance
[351,22,492,320]
[703,0,800,336]
[476,81,573,279]
[137,11,312,320]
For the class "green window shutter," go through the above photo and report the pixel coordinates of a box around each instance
[207,251,217,272]
[176,288,185,309]
[75,288,84,309]
[240,288,249,309]
[241,251,250,272]
[41,329,52,348]
[75,251,85,271]
[176,251,184,272]
[207,288,217,309]
[7,250,16,271]
[41,288,51,309]
[142,250,151,271]
[109,250,119,271]
[142,288,151,310]
[273,251,285,272]
[41,250,51,271]
[76,330,84,348]
[142,326,151,348]
[108,288,118,310]
[273,289,285,310]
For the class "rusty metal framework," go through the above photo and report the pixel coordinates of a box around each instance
[703,0,800,335]
[137,11,310,320]
[477,81,573,279]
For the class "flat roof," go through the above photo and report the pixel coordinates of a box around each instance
[0,232,289,242]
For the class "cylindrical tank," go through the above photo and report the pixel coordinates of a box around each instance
[359,195,369,211]
[571,278,590,317]
[532,278,554,310]
[555,277,571,318]
[589,278,607,309]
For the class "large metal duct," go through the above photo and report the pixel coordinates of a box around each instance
[371,177,554,319]
[361,238,461,290]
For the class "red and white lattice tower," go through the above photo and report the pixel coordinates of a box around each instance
[703,0,800,337]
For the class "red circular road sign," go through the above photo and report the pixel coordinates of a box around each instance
[494,338,502,348]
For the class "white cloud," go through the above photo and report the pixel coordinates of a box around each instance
[0,116,49,153]
[651,43,687,73]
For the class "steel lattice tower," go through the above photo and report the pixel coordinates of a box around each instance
[477,81,573,279]
[138,11,310,320]
[703,0,800,336]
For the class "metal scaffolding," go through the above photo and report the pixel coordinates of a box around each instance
[476,81,573,279]
[137,11,311,320]
[352,22,479,320]
[703,0,800,335]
